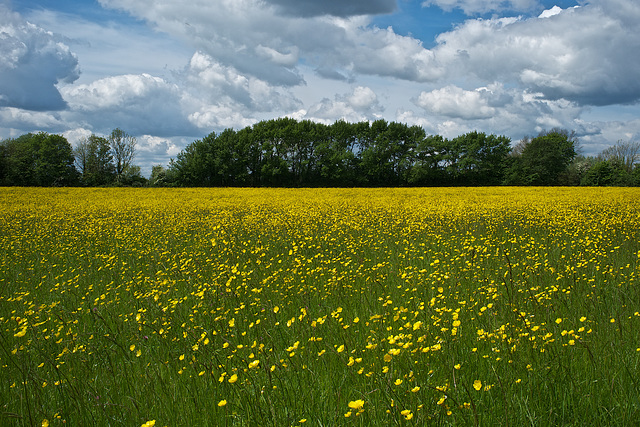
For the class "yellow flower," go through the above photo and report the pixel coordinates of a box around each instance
[14,327,27,338]
[228,374,238,383]
[473,380,482,391]
[337,344,345,353]
[248,360,260,369]
[218,400,227,407]
[42,420,49,427]
[348,399,364,410]
[141,421,156,427]
[228,318,235,327]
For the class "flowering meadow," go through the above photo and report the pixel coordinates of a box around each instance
[1,187,639,426]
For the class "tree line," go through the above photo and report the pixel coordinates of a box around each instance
[1,118,638,187]
[0,129,144,187]
[157,118,639,187]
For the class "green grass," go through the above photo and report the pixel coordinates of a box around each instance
[1,187,639,426]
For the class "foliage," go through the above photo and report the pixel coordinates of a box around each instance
[74,135,115,186]
[0,133,78,186]
[1,187,639,426]
[109,128,137,183]
[505,129,577,185]
[168,119,513,187]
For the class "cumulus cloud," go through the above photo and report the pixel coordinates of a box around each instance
[422,2,640,106]
[302,86,383,123]
[180,51,302,129]
[60,73,197,136]
[97,0,442,86]
[412,83,589,139]
[414,85,498,120]
[0,6,79,110]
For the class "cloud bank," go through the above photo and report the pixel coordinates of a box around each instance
[2,0,640,176]
[0,5,79,110]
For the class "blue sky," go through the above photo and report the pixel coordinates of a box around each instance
[2,0,640,176]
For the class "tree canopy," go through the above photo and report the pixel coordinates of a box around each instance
[1,121,637,187]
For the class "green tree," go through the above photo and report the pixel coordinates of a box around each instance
[109,128,137,182]
[0,133,78,186]
[506,129,577,186]
[74,135,115,186]
[442,132,511,185]
[598,139,640,173]
[169,134,215,186]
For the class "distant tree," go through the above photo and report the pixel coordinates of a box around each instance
[407,134,445,186]
[74,135,115,186]
[559,155,594,186]
[443,131,511,185]
[598,139,640,173]
[150,165,168,186]
[0,133,78,186]
[505,129,577,185]
[169,134,215,186]
[580,159,631,186]
[118,165,147,187]
[109,128,136,182]
[0,134,37,185]
[33,133,79,186]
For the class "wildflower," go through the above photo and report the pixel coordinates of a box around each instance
[348,399,365,410]
[473,380,482,391]
[218,400,227,407]
[228,374,238,383]
[141,421,155,427]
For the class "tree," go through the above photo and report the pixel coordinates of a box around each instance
[74,135,115,186]
[109,128,136,182]
[505,129,577,185]
[33,133,79,186]
[580,159,631,186]
[0,133,78,186]
[598,139,640,173]
[442,132,511,185]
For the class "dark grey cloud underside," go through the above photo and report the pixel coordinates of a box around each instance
[265,0,396,17]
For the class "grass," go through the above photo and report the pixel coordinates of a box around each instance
[1,187,639,426]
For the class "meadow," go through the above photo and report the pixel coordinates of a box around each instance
[1,187,639,426]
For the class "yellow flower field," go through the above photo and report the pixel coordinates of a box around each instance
[1,187,639,426]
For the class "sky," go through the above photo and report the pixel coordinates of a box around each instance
[2,0,640,177]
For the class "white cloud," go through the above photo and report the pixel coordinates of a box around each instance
[414,85,497,120]
[60,73,197,136]
[302,86,383,123]
[538,5,563,18]
[97,0,443,85]
[0,5,79,110]
[423,2,640,106]
[412,83,590,140]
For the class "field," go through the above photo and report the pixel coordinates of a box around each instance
[1,187,639,426]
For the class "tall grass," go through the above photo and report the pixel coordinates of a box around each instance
[1,187,639,426]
